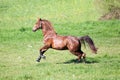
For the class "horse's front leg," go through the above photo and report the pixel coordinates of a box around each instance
[36,45,49,62]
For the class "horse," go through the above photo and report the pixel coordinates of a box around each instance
[32,18,97,62]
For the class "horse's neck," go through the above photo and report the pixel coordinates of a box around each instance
[42,30,56,36]
[42,24,56,36]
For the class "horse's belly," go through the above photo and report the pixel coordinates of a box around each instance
[52,39,67,50]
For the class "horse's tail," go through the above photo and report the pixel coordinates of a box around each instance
[79,35,98,54]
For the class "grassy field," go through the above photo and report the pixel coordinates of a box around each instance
[0,0,120,80]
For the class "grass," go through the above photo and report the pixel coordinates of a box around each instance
[0,0,120,80]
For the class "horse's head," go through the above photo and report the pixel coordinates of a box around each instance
[32,18,42,32]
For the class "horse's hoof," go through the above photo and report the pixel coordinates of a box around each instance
[83,60,86,63]
[42,56,46,59]
[36,59,40,62]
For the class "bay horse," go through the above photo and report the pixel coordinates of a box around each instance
[32,18,97,62]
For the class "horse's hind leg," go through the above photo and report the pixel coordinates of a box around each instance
[36,45,49,62]
[78,52,86,63]
[70,51,86,63]
[81,53,86,63]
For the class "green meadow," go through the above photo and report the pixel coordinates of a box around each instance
[0,0,120,80]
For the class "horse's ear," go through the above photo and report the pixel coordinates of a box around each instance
[40,18,42,21]
[37,18,42,21]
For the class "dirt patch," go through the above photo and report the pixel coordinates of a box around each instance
[99,8,120,20]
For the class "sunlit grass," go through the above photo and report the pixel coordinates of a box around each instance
[0,0,120,80]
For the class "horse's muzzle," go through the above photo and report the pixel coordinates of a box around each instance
[32,27,37,32]
[32,29,36,32]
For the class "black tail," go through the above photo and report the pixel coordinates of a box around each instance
[79,35,98,54]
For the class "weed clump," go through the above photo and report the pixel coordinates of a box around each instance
[19,27,26,32]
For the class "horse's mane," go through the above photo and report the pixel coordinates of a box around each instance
[42,19,55,32]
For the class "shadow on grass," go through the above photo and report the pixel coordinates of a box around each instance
[57,57,99,64]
